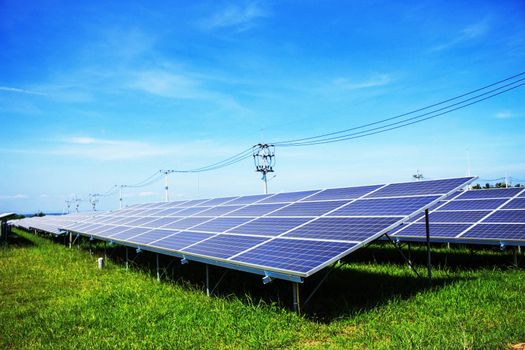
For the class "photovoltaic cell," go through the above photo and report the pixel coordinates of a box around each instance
[171,207,210,216]
[154,231,215,251]
[191,217,254,233]
[228,217,311,236]
[461,224,525,240]
[200,196,238,206]
[482,210,525,223]
[366,177,471,198]
[284,217,400,241]
[226,203,286,216]
[303,185,382,201]
[395,223,470,237]
[110,227,151,240]
[414,210,489,223]
[232,238,356,274]
[328,196,439,216]
[161,217,211,230]
[439,199,507,211]
[141,217,182,228]
[183,235,269,259]
[268,200,350,217]
[128,229,180,245]
[258,190,320,203]
[224,194,271,205]
[502,198,525,209]
[193,205,245,217]
[458,187,522,199]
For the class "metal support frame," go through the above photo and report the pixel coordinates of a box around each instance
[156,254,160,282]
[292,282,301,315]
[125,247,129,270]
[425,209,432,285]
[384,233,421,278]
[513,247,519,267]
[210,270,229,295]
[205,264,210,296]
[302,266,334,308]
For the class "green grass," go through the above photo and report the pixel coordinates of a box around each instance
[1,228,524,349]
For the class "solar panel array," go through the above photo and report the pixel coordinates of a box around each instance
[57,177,474,279]
[392,187,525,245]
[10,212,97,235]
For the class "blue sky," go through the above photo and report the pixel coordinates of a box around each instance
[1,0,524,213]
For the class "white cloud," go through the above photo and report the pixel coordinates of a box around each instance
[0,86,46,96]
[199,1,268,31]
[0,194,29,200]
[495,111,514,119]
[431,21,489,52]
[332,74,392,90]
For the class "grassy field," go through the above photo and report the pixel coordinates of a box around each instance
[1,228,524,349]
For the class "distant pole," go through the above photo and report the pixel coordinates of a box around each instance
[119,186,123,209]
[505,173,509,188]
[165,172,169,202]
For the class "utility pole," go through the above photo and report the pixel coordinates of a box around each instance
[412,170,424,181]
[253,144,275,194]
[118,185,125,209]
[74,196,81,213]
[160,170,174,202]
[89,194,100,211]
[65,200,72,214]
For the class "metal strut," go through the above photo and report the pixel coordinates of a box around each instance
[156,254,160,282]
[292,282,301,315]
[425,209,432,285]
[205,265,210,296]
[125,247,129,270]
[384,233,421,278]
[302,265,334,308]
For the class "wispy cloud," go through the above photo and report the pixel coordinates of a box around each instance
[199,1,269,31]
[331,74,392,90]
[0,194,29,200]
[495,111,515,119]
[431,21,489,52]
[0,86,46,96]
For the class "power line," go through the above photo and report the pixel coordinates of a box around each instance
[274,73,525,146]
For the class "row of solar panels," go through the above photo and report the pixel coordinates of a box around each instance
[9,177,475,281]
[392,187,525,245]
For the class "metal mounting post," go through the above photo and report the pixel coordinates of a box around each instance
[156,254,160,282]
[104,241,107,260]
[513,247,518,267]
[292,282,301,315]
[69,232,72,249]
[303,266,334,308]
[125,247,129,270]
[205,264,210,297]
[425,209,432,285]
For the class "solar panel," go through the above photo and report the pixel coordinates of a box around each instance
[393,187,525,245]
[57,176,474,280]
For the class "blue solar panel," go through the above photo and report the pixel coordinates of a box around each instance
[502,198,525,209]
[57,176,475,278]
[458,188,523,199]
[225,203,285,216]
[161,217,211,230]
[520,191,525,198]
[200,196,238,206]
[182,235,269,259]
[268,200,350,217]
[303,185,382,201]
[154,231,215,251]
[154,208,187,216]
[141,217,182,228]
[128,229,179,245]
[439,199,507,211]
[284,217,401,241]
[461,224,525,240]
[193,205,245,217]
[225,194,272,205]
[414,210,489,223]
[394,223,470,237]
[366,177,472,198]
[258,190,320,203]
[172,207,210,216]
[228,217,311,236]
[191,218,254,233]
[328,196,439,216]
[482,210,525,223]
[232,238,356,274]
[110,227,151,240]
